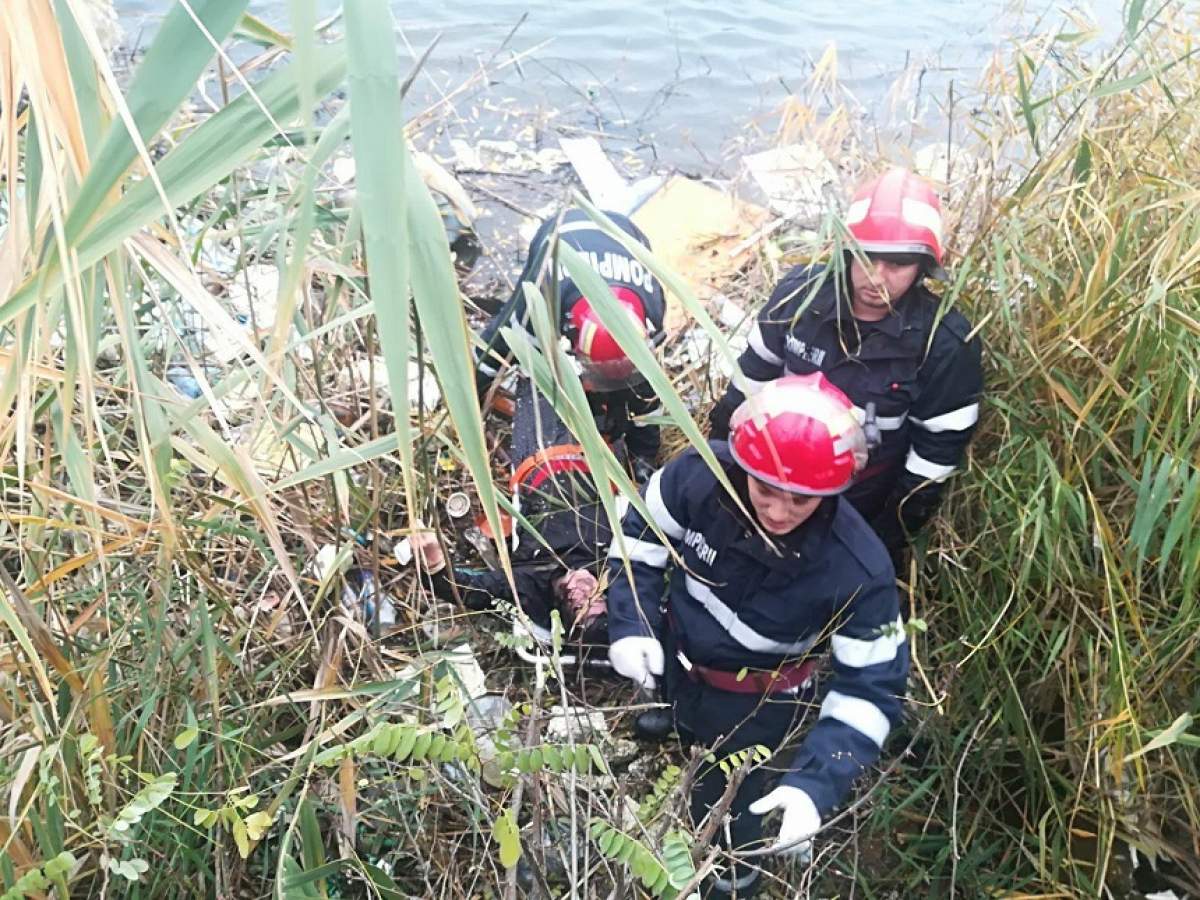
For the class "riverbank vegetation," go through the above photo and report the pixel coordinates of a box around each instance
[1,0,1197,896]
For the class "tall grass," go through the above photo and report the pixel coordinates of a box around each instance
[0,0,1197,897]
[876,3,1200,894]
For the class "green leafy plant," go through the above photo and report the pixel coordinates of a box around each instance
[108,772,177,837]
[589,820,696,898]
[0,853,76,900]
[192,788,276,859]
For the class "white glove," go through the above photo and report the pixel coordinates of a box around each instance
[608,636,664,690]
[748,786,820,859]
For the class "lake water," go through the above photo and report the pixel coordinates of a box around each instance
[113,1,1124,169]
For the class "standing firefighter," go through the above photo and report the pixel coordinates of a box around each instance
[710,168,982,566]
[607,375,909,898]
[476,207,667,471]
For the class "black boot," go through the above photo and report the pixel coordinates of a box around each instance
[633,708,674,741]
[703,867,761,899]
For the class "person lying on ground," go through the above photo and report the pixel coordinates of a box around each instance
[411,529,608,647]
[709,168,983,571]
[607,374,909,899]
[475,207,667,476]
[411,379,621,650]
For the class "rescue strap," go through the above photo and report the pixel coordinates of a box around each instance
[676,649,817,696]
[510,444,591,494]
[510,444,622,496]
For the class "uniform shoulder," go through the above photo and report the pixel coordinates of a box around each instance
[933,308,976,347]
[828,498,894,580]
[774,263,829,294]
[657,444,729,501]
[765,264,836,315]
[662,442,731,485]
[560,208,651,249]
[912,286,976,345]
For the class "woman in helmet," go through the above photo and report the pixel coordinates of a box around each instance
[710,168,983,568]
[476,207,667,470]
[607,374,909,898]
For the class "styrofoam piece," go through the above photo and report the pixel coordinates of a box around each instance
[559,136,636,213]
[743,142,838,221]
[348,357,441,411]
[443,643,489,700]
[331,156,356,185]
[393,538,414,566]
[310,544,349,581]
[544,704,610,742]
[202,264,280,364]
[717,295,750,330]
[913,141,969,186]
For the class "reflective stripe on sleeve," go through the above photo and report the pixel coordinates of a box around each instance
[747,323,783,366]
[645,470,685,540]
[909,402,980,433]
[685,576,816,656]
[831,616,905,668]
[819,690,891,747]
[608,536,669,568]
[904,449,957,482]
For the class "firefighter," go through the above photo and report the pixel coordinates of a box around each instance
[607,374,909,897]
[476,207,667,472]
[709,168,982,567]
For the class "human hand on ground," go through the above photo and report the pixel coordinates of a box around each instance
[407,521,446,574]
[748,786,820,860]
[608,636,664,690]
[555,569,602,624]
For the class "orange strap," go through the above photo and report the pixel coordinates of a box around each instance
[510,444,590,492]
[510,443,623,496]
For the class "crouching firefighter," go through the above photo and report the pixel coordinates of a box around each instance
[475,207,667,475]
[607,374,909,897]
[411,378,614,650]
[709,168,983,570]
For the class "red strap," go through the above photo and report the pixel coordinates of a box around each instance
[510,443,621,496]
[687,658,818,695]
[526,457,592,492]
[510,444,590,493]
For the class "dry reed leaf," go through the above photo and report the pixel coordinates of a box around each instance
[87,664,116,754]
[25,535,136,598]
[0,569,83,695]
[7,745,40,826]
[3,0,89,178]
[338,755,357,852]
[0,818,36,870]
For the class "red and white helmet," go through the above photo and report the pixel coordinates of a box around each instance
[728,374,868,496]
[569,286,648,391]
[845,168,945,271]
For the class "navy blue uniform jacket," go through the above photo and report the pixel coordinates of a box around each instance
[607,443,910,815]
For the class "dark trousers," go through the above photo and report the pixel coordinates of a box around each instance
[663,650,816,898]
